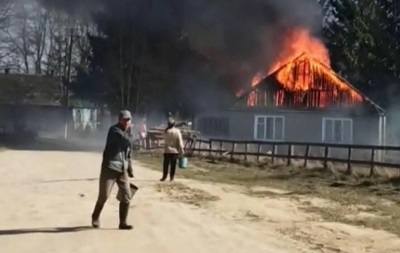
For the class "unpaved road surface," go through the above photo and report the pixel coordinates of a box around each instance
[0,150,400,253]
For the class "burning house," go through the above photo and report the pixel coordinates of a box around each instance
[194,29,386,147]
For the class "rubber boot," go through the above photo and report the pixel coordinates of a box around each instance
[91,202,104,228]
[119,202,133,230]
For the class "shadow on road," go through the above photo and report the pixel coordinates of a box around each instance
[0,226,96,235]
[133,179,161,182]
[40,178,98,184]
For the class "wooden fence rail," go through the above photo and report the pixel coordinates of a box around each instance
[181,138,400,175]
[141,137,400,174]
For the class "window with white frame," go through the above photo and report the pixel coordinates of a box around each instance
[254,115,284,141]
[322,118,353,144]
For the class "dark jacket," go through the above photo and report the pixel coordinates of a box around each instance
[101,124,135,173]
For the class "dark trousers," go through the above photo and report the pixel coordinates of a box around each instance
[92,168,132,223]
[96,167,131,205]
[162,153,178,180]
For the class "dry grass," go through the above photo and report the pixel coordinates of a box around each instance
[244,210,263,222]
[154,182,220,207]
[135,151,400,235]
[298,187,400,235]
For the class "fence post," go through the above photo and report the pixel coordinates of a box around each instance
[146,136,151,150]
[323,146,330,169]
[209,140,212,157]
[244,142,249,161]
[230,142,237,161]
[219,141,223,157]
[346,147,352,174]
[197,140,202,155]
[303,145,310,167]
[287,144,293,166]
[257,143,262,163]
[369,148,375,176]
[271,144,276,164]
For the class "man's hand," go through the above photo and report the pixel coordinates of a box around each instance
[126,123,133,132]
[128,166,134,178]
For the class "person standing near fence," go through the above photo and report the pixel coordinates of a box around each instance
[160,117,184,182]
[138,118,147,149]
[91,110,135,230]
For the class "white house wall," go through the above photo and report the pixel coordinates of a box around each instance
[227,109,382,161]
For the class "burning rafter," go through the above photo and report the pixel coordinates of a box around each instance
[236,28,383,112]
[242,54,367,109]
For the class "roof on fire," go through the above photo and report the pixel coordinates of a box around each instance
[236,53,385,114]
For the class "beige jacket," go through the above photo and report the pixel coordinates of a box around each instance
[164,127,184,154]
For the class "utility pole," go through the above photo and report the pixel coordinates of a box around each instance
[63,27,74,140]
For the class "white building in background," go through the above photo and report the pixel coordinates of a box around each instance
[72,108,98,131]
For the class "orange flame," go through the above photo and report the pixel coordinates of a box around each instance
[248,28,362,107]
[268,29,330,75]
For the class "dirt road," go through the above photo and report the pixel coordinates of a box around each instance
[0,150,399,253]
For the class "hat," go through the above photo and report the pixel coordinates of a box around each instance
[119,110,132,120]
[167,117,175,125]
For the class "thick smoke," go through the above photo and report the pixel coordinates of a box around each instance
[37,0,323,112]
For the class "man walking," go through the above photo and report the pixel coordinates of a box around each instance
[91,110,135,230]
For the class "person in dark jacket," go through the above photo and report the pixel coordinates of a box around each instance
[91,110,135,230]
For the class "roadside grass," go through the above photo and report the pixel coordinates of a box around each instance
[154,182,220,207]
[134,151,400,236]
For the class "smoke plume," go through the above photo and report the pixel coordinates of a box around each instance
[37,0,323,112]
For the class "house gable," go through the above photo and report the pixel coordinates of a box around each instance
[235,54,384,114]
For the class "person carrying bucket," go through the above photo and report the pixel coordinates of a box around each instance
[160,117,184,182]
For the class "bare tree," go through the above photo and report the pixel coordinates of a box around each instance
[30,5,49,74]
[5,1,34,73]
[0,0,13,30]
[42,10,82,109]
[44,10,57,75]
[45,11,76,76]
[74,19,96,71]
[6,19,32,73]
[105,24,149,110]
[0,0,14,64]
